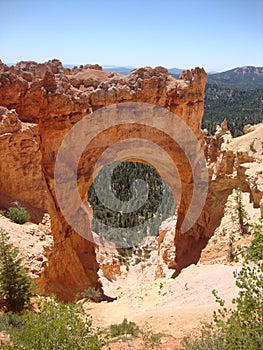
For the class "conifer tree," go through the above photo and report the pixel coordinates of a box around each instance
[0,229,34,311]
[233,188,249,235]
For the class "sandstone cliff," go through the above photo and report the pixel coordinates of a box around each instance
[0,106,47,221]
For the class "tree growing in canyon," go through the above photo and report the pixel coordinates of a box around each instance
[0,229,34,311]
[227,188,250,262]
[232,188,249,236]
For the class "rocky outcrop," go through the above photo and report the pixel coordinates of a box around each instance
[206,121,263,208]
[155,217,177,278]
[1,59,210,300]
[156,121,263,276]
[0,107,47,221]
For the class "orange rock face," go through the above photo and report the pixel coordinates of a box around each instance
[0,107,47,221]
[0,59,210,300]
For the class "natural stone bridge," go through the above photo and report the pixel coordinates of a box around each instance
[0,59,242,301]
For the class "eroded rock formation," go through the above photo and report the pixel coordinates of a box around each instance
[1,59,260,300]
[156,122,263,277]
[0,106,47,221]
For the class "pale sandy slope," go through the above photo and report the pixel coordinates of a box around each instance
[0,214,53,278]
[85,263,240,348]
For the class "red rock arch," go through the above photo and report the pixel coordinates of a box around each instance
[0,60,211,301]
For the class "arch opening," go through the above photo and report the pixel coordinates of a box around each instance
[87,161,176,249]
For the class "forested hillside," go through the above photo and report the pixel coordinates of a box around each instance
[171,66,263,136]
[203,84,263,136]
[88,162,175,246]
[208,66,263,89]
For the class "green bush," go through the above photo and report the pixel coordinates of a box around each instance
[181,213,263,349]
[0,229,34,311]
[108,320,161,348]
[110,318,140,338]
[0,297,106,349]
[141,325,161,349]
[6,206,30,224]
[135,257,142,265]
[81,287,101,302]
[181,328,225,349]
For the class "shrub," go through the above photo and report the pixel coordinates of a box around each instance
[141,324,161,349]
[6,206,30,224]
[158,282,164,295]
[0,296,106,349]
[108,320,161,348]
[82,287,101,302]
[118,248,133,258]
[143,247,151,259]
[110,318,140,338]
[0,229,34,311]
[135,257,142,265]
[181,328,225,349]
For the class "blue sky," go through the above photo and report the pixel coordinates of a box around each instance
[0,0,262,72]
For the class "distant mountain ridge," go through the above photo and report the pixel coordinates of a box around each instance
[168,67,183,75]
[102,66,183,75]
[102,65,135,75]
[208,66,263,89]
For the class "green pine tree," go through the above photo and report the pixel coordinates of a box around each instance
[0,229,34,311]
[233,188,249,235]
